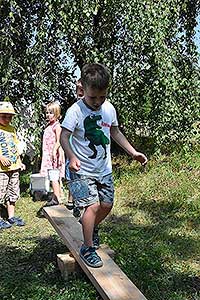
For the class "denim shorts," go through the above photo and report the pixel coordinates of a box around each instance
[67,172,114,208]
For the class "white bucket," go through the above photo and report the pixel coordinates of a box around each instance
[30,173,50,192]
[48,169,60,181]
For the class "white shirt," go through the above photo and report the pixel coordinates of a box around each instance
[61,99,118,176]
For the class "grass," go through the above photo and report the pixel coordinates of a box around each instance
[0,150,200,300]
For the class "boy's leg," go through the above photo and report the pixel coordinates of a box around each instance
[0,172,9,207]
[92,202,112,248]
[92,174,114,248]
[69,174,113,267]
[80,202,103,268]
[7,201,15,218]
[0,204,11,229]
[80,201,112,266]
[6,171,19,219]
[7,201,25,226]
[80,174,113,244]
[0,173,12,229]
[94,202,112,227]
[81,202,99,247]
[6,171,25,226]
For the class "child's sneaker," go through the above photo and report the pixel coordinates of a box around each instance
[66,200,74,210]
[73,206,81,218]
[93,226,100,249]
[80,245,103,268]
[8,216,25,226]
[0,219,12,229]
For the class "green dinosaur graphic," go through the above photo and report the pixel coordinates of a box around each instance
[84,115,109,159]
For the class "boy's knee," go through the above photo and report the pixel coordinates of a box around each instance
[86,202,99,212]
[8,201,16,206]
[100,202,113,210]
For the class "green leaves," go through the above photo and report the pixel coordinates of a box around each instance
[0,0,199,157]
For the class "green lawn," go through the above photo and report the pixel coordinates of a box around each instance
[0,150,199,300]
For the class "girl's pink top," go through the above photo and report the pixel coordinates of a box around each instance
[40,120,65,178]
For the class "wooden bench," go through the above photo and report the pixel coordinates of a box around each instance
[43,205,147,300]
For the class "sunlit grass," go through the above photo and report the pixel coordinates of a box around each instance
[0,150,200,300]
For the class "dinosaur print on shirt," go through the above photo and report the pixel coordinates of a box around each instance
[84,115,109,159]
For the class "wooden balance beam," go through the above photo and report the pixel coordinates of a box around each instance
[43,205,147,300]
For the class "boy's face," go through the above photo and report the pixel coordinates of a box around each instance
[0,113,13,126]
[83,87,108,111]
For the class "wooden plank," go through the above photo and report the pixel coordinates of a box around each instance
[43,205,147,300]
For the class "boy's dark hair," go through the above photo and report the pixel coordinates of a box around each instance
[81,63,110,90]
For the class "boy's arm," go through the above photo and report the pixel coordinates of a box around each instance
[0,155,25,170]
[60,128,80,172]
[110,126,147,165]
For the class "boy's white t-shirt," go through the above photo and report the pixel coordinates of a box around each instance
[61,99,118,177]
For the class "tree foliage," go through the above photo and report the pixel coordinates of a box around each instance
[0,0,199,156]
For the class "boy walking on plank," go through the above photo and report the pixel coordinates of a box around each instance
[61,63,147,267]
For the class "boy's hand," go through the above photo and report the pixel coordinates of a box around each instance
[133,151,148,166]
[69,157,81,172]
[20,163,26,171]
[0,156,11,166]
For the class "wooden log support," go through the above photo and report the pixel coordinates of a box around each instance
[57,253,81,280]
[43,205,147,300]
[57,244,115,280]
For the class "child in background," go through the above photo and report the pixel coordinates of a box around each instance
[76,79,84,99]
[0,102,25,229]
[66,79,84,212]
[40,102,65,205]
[61,63,147,267]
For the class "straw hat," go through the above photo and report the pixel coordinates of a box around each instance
[0,102,16,115]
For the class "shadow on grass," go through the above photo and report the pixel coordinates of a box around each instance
[0,235,64,283]
[102,198,200,300]
[0,235,93,300]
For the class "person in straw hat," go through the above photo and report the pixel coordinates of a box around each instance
[0,101,25,229]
